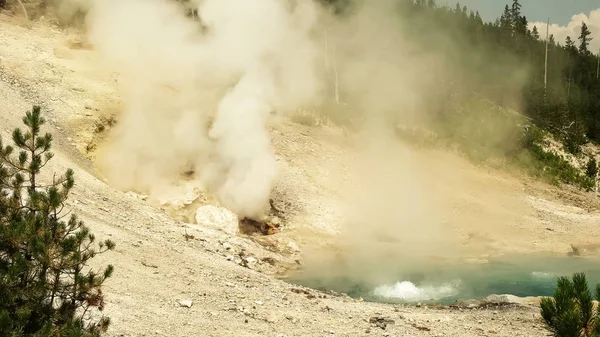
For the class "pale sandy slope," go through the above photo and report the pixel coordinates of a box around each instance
[1,13,600,337]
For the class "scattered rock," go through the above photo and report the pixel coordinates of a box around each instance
[484,294,541,306]
[291,288,317,299]
[291,288,310,295]
[178,300,193,308]
[183,231,195,241]
[369,315,395,330]
[126,191,148,201]
[412,323,431,332]
[452,294,534,309]
[141,260,158,268]
[240,217,280,235]
[261,257,277,265]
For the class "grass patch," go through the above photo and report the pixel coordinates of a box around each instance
[515,125,595,190]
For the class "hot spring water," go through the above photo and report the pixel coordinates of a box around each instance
[289,255,600,305]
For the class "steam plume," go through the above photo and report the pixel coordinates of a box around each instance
[86,0,323,219]
[53,0,532,283]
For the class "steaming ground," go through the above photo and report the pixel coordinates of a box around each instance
[2,10,600,337]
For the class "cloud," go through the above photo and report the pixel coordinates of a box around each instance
[529,8,600,53]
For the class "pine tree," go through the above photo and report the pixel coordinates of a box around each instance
[540,273,600,337]
[565,36,576,53]
[510,0,525,35]
[531,26,540,40]
[510,0,521,20]
[500,5,512,31]
[579,22,593,55]
[475,11,483,25]
[0,106,115,336]
[517,16,528,35]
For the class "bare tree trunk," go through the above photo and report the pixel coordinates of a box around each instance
[324,27,340,104]
[567,67,572,101]
[15,0,28,21]
[543,17,549,100]
[596,48,599,79]
[333,42,339,104]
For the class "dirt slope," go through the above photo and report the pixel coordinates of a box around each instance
[1,13,600,337]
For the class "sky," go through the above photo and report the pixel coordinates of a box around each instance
[452,0,600,52]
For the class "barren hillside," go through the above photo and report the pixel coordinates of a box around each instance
[1,8,600,337]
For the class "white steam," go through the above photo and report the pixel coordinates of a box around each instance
[374,280,462,302]
[87,0,323,219]
[207,68,277,220]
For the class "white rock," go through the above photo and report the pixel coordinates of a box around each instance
[195,205,239,235]
[245,257,258,264]
[178,300,193,308]
[287,241,300,252]
[270,216,281,226]
[158,183,202,209]
[126,191,148,201]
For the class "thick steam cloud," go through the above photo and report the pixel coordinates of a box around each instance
[86,0,324,219]
[54,0,534,290]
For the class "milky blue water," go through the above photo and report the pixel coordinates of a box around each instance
[289,255,600,304]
